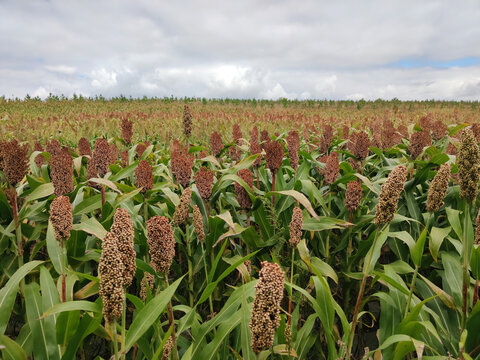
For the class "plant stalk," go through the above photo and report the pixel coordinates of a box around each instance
[462,201,470,330]
[404,265,419,317]
[113,319,119,360]
[165,276,179,360]
[121,296,126,359]
[186,226,194,308]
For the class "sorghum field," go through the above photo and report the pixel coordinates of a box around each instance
[1,97,480,360]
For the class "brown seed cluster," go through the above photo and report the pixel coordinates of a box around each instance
[172,187,192,226]
[162,336,174,360]
[409,131,432,159]
[374,165,407,225]
[135,160,153,193]
[233,124,243,144]
[345,180,363,212]
[235,169,253,210]
[264,140,283,174]
[50,195,73,243]
[183,105,193,138]
[457,128,480,203]
[92,138,111,177]
[250,261,285,354]
[110,208,136,286]
[194,167,214,201]
[78,137,92,157]
[193,205,205,242]
[289,207,303,247]
[99,232,124,323]
[109,143,118,164]
[140,271,155,301]
[46,139,61,158]
[324,152,339,185]
[287,130,300,170]
[348,131,370,161]
[121,117,133,144]
[121,150,129,167]
[1,140,28,185]
[210,131,223,157]
[432,120,448,140]
[171,149,194,188]
[250,126,262,167]
[136,141,151,158]
[426,163,450,212]
[260,129,270,144]
[34,142,45,168]
[50,147,74,196]
[147,216,176,274]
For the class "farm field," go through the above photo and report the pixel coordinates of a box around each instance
[1,98,480,359]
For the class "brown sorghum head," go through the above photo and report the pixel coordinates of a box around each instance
[121,117,133,145]
[110,208,136,286]
[210,131,223,157]
[348,131,370,161]
[432,120,448,140]
[251,126,259,143]
[324,152,339,185]
[34,142,45,168]
[457,128,480,203]
[46,139,61,158]
[287,130,300,170]
[135,160,153,193]
[472,123,480,141]
[193,205,205,242]
[136,141,150,159]
[183,105,193,138]
[233,124,243,145]
[322,125,333,150]
[1,140,28,185]
[194,167,214,201]
[345,180,363,212]
[398,125,409,139]
[172,187,192,226]
[250,261,285,354]
[162,336,175,360]
[419,114,433,132]
[140,271,155,301]
[409,131,432,159]
[289,207,303,247]
[264,140,283,174]
[146,216,176,274]
[170,149,194,188]
[374,165,407,225]
[50,146,74,196]
[98,232,124,323]
[250,130,262,168]
[121,150,129,167]
[78,137,91,157]
[260,130,270,145]
[109,143,118,164]
[92,138,111,177]
[446,141,458,155]
[50,195,73,244]
[235,168,253,210]
[426,163,450,212]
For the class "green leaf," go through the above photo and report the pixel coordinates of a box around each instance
[267,190,319,220]
[429,226,451,262]
[411,227,428,267]
[39,267,62,354]
[446,208,462,241]
[419,274,456,309]
[46,221,67,275]
[0,335,28,360]
[87,178,121,193]
[25,183,54,203]
[71,216,107,240]
[240,284,254,360]
[302,217,351,232]
[25,283,60,360]
[465,303,480,352]
[471,245,480,280]
[0,260,44,336]
[42,300,102,318]
[124,275,184,352]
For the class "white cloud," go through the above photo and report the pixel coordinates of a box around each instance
[1,0,479,100]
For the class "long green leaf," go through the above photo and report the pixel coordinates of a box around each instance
[0,335,28,360]
[25,183,54,203]
[124,275,184,352]
[46,221,67,275]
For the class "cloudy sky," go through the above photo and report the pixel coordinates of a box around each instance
[1,0,480,100]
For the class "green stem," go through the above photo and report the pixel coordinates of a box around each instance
[462,201,471,330]
[346,225,383,358]
[325,191,332,259]
[201,242,214,317]
[186,226,194,308]
[165,276,179,360]
[288,249,295,359]
[121,295,126,359]
[113,320,119,360]
[13,192,25,295]
[404,266,419,318]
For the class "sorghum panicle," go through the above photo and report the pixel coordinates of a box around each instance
[234,169,253,210]
[110,208,136,286]
[121,117,133,144]
[50,195,73,244]
[233,124,243,145]
[183,105,193,138]
[171,149,194,188]
[324,152,339,184]
[140,271,155,301]
[194,167,214,201]
[210,131,223,157]
[289,207,303,247]
[135,160,153,193]
[348,131,370,161]
[78,137,91,157]
[98,232,124,323]
[426,163,450,212]
[193,205,205,242]
[374,165,407,225]
[457,128,480,203]
[264,140,283,174]
[34,142,45,168]
[432,120,447,140]
[50,147,74,196]
[345,180,363,212]
[409,131,432,159]
[287,130,300,170]
[1,139,28,185]
[146,216,176,274]
[172,187,192,226]
[46,139,61,158]
[250,261,285,354]
[92,138,110,177]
